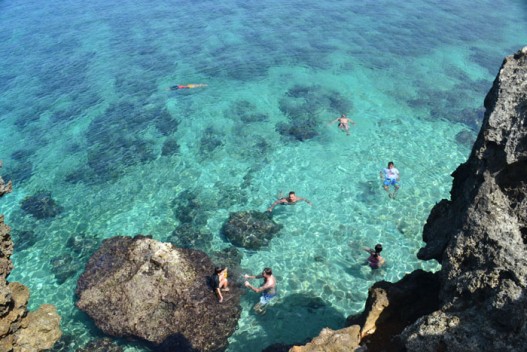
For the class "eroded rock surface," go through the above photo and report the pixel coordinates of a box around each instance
[292,47,527,352]
[76,236,242,352]
[401,46,527,352]
[0,180,62,351]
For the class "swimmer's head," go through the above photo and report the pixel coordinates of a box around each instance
[215,266,225,274]
[387,162,394,168]
[374,244,383,253]
[262,268,272,276]
[288,192,297,201]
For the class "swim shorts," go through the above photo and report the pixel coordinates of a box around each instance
[383,178,398,187]
[259,293,277,305]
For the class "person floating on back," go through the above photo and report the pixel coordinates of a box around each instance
[211,267,229,303]
[329,114,355,136]
[364,244,385,269]
[169,83,208,90]
[267,191,312,212]
[380,161,400,198]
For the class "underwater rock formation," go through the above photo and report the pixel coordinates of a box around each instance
[20,190,63,219]
[76,236,242,351]
[291,47,527,352]
[221,210,283,249]
[50,253,83,285]
[75,337,123,352]
[0,183,62,351]
[277,85,353,142]
[167,223,213,252]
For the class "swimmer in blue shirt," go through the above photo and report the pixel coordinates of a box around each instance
[380,161,400,198]
[244,267,277,314]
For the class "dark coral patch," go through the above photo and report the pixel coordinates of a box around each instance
[20,191,63,219]
[221,211,283,250]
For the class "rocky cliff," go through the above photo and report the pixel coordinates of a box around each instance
[290,47,527,352]
[0,167,62,351]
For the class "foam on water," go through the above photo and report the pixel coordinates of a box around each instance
[1,0,526,350]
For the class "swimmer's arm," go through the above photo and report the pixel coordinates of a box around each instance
[299,197,312,206]
[363,247,374,254]
[243,274,263,280]
[245,280,272,293]
[268,199,284,212]
[328,118,339,125]
[215,288,223,302]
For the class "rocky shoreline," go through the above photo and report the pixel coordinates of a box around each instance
[0,45,525,351]
[290,46,527,352]
[0,170,62,351]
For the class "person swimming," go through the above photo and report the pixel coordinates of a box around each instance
[267,191,312,212]
[244,267,277,314]
[380,161,400,198]
[364,244,385,269]
[329,114,355,136]
[169,83,208,90]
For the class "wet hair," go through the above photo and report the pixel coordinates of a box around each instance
[374,244,383,253]
[215,267,225,274]
[262,267,272,275]
[387,161,394,168]
[288,191,295,196]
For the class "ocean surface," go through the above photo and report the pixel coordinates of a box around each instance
[0,0,526,350]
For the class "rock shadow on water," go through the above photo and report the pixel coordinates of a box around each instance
[239,293,346,349]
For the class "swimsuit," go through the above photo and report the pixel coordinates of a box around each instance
[260,292,277,305]
[368,254,382,269]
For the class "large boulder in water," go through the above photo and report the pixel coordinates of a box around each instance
[221,211,283,249]
[76,235,242,352]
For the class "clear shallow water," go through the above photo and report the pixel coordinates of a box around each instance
[0,0,526,350]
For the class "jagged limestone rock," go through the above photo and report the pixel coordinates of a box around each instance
[76,236,242,352]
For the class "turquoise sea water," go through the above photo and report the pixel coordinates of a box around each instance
[1,0,526,350]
